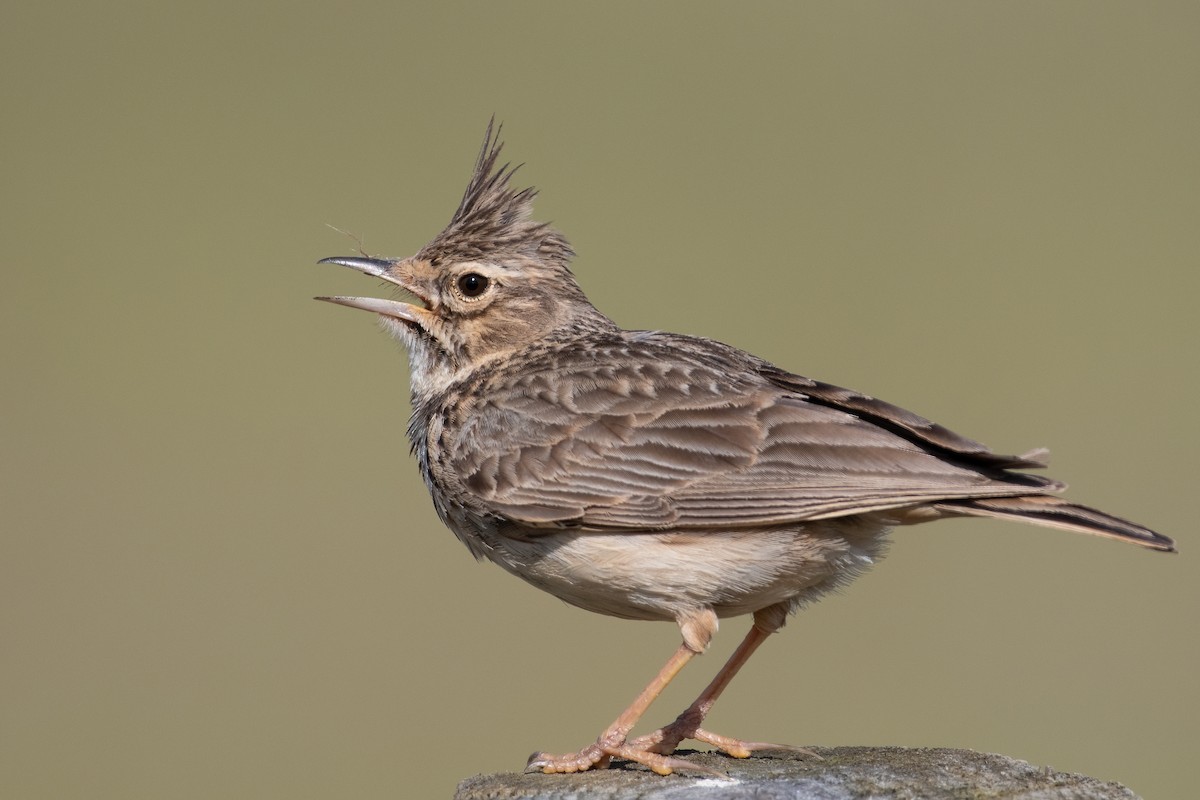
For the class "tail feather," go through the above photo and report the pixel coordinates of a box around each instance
[932,495,1176,553]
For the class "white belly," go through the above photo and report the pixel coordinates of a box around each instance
[485,518,891,623]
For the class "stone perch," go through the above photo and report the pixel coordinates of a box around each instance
[455,747,1141,800]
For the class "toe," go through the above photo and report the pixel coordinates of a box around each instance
[602,744,729,778]
[692,727,822,760]
[525,745,608,774]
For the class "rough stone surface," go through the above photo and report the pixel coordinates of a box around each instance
[454,747,1141,800]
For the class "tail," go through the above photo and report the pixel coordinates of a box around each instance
[931,495,1176,553]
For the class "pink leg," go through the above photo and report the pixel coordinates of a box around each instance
[629,605,818,760]
[525,642,725,776]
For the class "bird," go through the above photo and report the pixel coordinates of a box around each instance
[316,121,1175,777]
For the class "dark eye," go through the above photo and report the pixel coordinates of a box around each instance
[457,273,489,298]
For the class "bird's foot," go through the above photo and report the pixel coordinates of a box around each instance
[628,721,820,761]
[526,734,727,777]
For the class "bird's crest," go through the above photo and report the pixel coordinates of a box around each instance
[417,119,574,269]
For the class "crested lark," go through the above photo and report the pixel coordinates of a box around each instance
[317,122,1175,776]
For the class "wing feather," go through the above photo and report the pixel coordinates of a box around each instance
[447,334,1057,530]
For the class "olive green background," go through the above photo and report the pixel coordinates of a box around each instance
[2,2,1197,798]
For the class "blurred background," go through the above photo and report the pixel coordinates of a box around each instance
[2,2,1196,798]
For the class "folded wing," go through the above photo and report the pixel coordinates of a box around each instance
[448,334,1064,532]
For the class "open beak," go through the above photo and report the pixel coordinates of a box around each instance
[315,256,429,326]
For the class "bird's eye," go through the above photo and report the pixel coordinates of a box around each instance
[457,273,489,298]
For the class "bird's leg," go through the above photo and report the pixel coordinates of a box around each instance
[526,610,726,776]
[525,642,707,775]
[629,603,818,760]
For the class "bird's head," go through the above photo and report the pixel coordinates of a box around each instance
[318,121,613,396]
